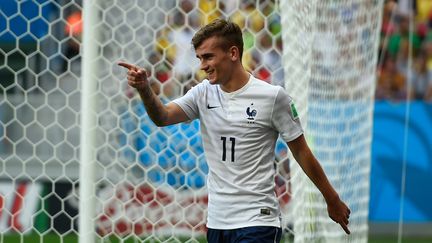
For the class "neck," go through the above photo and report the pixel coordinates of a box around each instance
[220,66,250,93]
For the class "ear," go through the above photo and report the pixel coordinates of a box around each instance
[229,46,240,62]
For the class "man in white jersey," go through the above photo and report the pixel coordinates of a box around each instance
[119,19,350,243]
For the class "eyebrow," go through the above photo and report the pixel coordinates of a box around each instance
[196,53,214,59]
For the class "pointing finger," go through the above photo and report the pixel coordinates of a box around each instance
[118,61,138,71]
[340,222,351,235]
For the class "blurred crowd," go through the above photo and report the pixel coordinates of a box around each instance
[152,0,432,103]
[147,0,283,99]
[60,0,432,102]
[377,0,432,102]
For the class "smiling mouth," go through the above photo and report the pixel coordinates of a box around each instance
[207,71,215,80]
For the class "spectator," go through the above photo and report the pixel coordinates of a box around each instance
[422,38,432,102]
[388,13,421,58]
[416,0,432,23]
[410,50,432,100]
[376,55,408,101]
[396,39,412,78]
[382,0,397,36]
[424,34,432,70]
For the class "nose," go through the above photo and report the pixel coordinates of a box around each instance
[200,60,208,71]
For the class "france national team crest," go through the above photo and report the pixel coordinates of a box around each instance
[246,103,257,123]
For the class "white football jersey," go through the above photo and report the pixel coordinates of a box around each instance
[172,75,303,229]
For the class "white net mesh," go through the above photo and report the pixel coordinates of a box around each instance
[0,0,382,242]
[0,0,290,242]
[280,0,383,242]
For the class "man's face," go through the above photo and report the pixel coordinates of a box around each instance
[195,36,234,85]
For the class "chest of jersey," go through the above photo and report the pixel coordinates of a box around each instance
[201,90,273,133]
[201,93,275,166]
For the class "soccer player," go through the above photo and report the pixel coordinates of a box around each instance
[119,19,350,243]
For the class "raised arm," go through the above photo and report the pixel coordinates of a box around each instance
[118,61,189,126]
[287,134,351,234]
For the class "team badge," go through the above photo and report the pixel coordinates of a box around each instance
[246,103,257,123]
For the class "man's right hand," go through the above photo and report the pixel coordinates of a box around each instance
[118,62,150,91]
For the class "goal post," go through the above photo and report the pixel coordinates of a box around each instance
[79,0,100,242]
[0,0,383,242]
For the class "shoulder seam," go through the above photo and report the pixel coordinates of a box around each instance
[269,86,282,127]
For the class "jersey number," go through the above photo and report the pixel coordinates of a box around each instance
[221,136,235,162]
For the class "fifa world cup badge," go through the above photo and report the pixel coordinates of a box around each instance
[290,101,299,120]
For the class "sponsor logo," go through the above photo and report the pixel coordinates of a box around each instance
[207,104,219,109]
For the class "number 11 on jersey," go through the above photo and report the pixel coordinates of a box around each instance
[221,136,235,162]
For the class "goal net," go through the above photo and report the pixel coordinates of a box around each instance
[280,0,383,242]
[0,0,382,242]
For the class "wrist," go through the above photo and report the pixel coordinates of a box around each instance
[137,84,152,95]
[324,191,340,204]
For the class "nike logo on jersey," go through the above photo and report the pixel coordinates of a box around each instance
[207,104,219,109]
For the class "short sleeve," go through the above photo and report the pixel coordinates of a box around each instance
[271,88,304,142]
[171,83,201,120]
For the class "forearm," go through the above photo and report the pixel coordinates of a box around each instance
[293,148,339,203]
[137,85,168,126]
[288,135,351,234]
